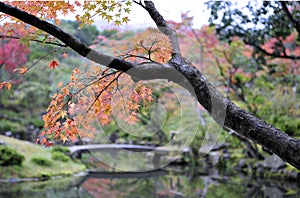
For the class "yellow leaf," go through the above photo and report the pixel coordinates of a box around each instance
[5,82,12,90]
[0,82,12,90]
[60,134,68,143]
[60,110,67,119]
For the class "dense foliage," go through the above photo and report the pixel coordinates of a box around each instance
[0,146,25,166]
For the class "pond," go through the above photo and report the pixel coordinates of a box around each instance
[1,165,300,198]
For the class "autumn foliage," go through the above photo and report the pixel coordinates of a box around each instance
[1,1,299,147]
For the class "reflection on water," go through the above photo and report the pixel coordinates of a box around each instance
[1,166,300,198]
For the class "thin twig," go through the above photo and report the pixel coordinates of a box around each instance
[142,1,181,55]
[72,71,118,95]
[0,34,67,47]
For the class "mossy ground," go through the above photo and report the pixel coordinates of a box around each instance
[0,135,86,179]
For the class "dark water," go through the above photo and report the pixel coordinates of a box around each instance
[1,166,300,198]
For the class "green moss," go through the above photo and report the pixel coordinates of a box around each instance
[51,151,70,162]
[0,135,86,179]
[51,146,70,154]
[31,157,53,167]
[0,146,25,166]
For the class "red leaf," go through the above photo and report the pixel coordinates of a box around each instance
[48,60,59,70]
[46,141,53,148]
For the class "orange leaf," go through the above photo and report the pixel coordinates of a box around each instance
[57,82,63,88]
[72,68,80,74]
[6,82,12,90]
[48,60,59,70]
[13,67,28,75]
[0,82,12,90]
[41,137,47,145]
[55,19,61,25]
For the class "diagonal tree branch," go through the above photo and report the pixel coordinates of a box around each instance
[1,2,300,169]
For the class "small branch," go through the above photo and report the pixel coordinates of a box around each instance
[133,1,145,9]
[72,71,118,95]
[142,1,180,56]
[0,34,67,47]
[26,47,62,72]
[280,1,300,35]
[123,53,153,62]
[244,40,300,60]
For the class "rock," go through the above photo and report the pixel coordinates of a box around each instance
[208,151,222,166]
[211,143,230,151]
[263,154,286,171]
[238,159,247,169]
[263,186,284,198]
[0,140,5,145]
[5,131,12,137]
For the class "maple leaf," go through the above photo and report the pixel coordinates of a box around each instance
[48,60,59,70]
[60,134,68,143]
[41,137,47,145]
[45,140,53,148]
[72,68,80,74]
[55,19,61,25]
[62,52,68,58]
[0,82,12,90]
[74,1,81,6]
[13,67,28,75]
[57,82,63,88]
[68,103,76,115]
[60,110,67,119]
[124,8,130,13]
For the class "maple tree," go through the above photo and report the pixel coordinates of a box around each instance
[1,1,300,170]
[0,38,30,74]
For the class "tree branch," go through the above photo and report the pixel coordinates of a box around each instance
[244,39,300,60]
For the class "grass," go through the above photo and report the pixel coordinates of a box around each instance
[0,135,86,179]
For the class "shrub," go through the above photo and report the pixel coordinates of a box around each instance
[31,157,53,167]
[0,146,25,166]
[51,151,70,162]
[0,120,26,133]
[51,146,70,154]
[31,118,44,128]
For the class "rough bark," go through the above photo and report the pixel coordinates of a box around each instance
[1,2,300,169]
